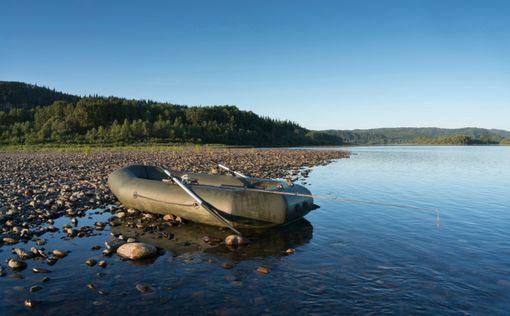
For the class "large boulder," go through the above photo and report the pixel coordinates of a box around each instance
[116,243,157,260]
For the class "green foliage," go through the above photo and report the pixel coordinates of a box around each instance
[323,127,509,145]
[500,138,510,145]
[0,83,343,146]
[0,81,79,110]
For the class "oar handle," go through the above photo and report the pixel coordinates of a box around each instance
[217,164,248,179]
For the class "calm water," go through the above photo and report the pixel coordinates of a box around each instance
[1,146,510,315]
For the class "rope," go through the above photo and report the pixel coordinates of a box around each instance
[241,187,441,225]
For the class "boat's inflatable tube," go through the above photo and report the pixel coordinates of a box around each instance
[108,165,315,229]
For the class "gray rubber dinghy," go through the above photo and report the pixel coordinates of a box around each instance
[108,165,316,230]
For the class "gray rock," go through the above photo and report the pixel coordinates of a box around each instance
[105,239,126,251]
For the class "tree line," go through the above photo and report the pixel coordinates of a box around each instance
[0,97,342,146]
[323,128,510,145]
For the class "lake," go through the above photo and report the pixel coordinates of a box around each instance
[1,146,509,315]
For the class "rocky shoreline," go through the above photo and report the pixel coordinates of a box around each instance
[0,148,348,310]
[0,148,348,241]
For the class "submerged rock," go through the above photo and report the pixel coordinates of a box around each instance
[222,262,234,269]
[256,266,269,274]
[8,259,27,271]
[135,283,153,293]
[24,299,35,308]
[224,235,250,247]
[116,242,157,260]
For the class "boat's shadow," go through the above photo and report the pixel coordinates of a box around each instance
[111,218,314,263]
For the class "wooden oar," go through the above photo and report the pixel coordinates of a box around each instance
[160,166,242,235]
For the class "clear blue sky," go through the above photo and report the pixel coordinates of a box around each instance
[1,0,509,130]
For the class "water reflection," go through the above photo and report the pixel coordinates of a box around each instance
[111,218,313,262]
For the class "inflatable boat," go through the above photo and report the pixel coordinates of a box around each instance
[108,165,316,230]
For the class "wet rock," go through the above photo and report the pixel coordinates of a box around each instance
[31,247,47,258]
[135,283,153,293]
[203,235,223,245]
[256,266,269,274]
[8,259,27,271]
[41,277,50,283]
[24,299,35,308]
[52,250,67,258]
[91,245,101,251]
[127,208,138,216]
[224,235,250,247]
[105,239,125,251]
[29,285,42,293]
[46,258,57,266]
[98,261,107,268]
[86,283,95,289]
[163,214,174,221]
[14,248,34,260]
[126,237,137,243]
[143,212,156,220]
[115,211,126,219]
[86,259,97,267]
[285,248,295,255]
[32,267,51,273]
[117,242,157,260]
[34,238,48,246]
[3,237,18,245]
[223,262,234,269]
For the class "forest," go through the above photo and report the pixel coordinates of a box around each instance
[323,127,510,145]
[2,81,509,146]
[0,82,342,146]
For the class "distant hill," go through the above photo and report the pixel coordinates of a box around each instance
[323,127,510,145]
[0,81,80,110]
[0,81,342,146]
[2,81,507,146]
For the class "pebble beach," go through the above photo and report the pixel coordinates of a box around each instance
[0,148,348,313]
